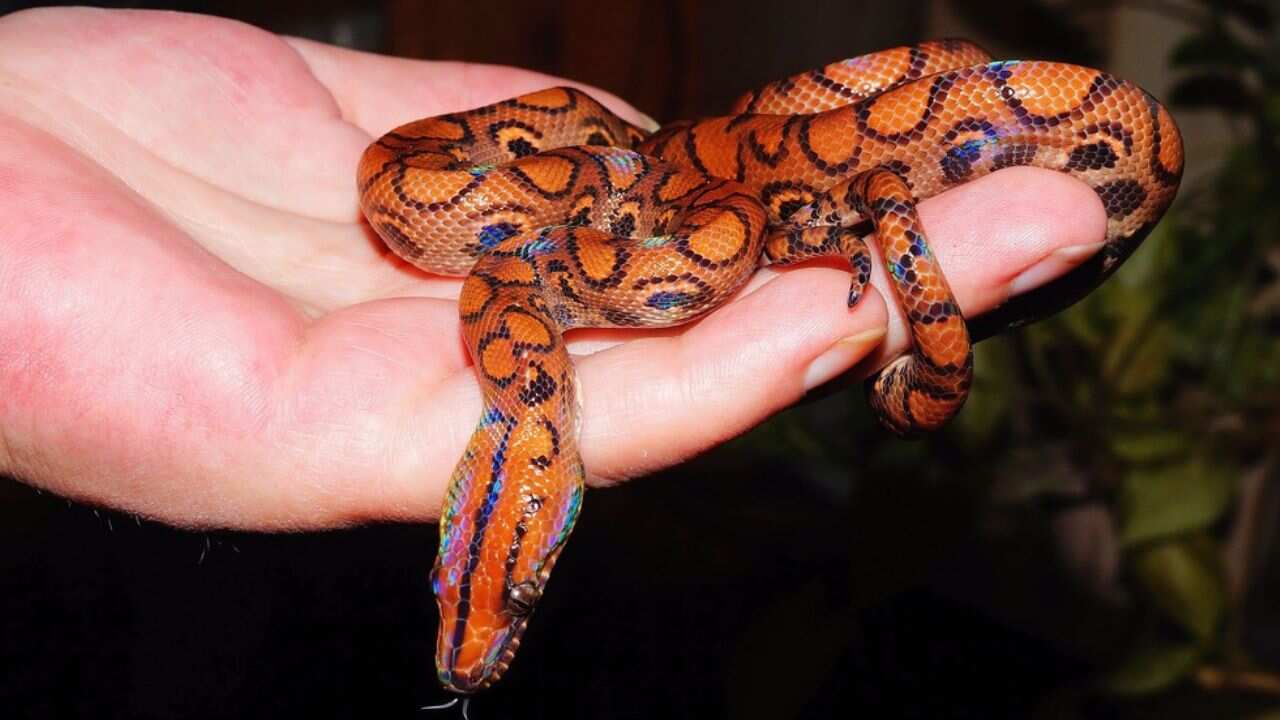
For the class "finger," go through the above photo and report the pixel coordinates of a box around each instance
[555,166,1105,361]
[576,266,887,484]
[346,166,1107,517]
[860,165,1108,371]
[286,38,659,137]
[574,166,1107,483]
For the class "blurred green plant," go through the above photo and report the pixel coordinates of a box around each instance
[738,0,1280,711]
[989,0,1280,698]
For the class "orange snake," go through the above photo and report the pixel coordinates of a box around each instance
[355,40,1184,693]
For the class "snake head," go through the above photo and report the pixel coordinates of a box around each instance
[431,545,568,693]
[431,464,584,694]
[430,565,544,693]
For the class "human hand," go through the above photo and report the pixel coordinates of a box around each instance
[0,8,1106,528]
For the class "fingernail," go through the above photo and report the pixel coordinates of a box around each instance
[1008,242,1106,296]
[635,111,661,133]
[803,328,887,392]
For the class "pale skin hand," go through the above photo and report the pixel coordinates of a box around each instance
[0,8,1106,529]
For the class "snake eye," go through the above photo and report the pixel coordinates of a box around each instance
[506,581,541,617]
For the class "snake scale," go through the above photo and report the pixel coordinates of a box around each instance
[356,40,1184,693]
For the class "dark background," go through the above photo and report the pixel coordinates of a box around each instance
[2,1,1276,719]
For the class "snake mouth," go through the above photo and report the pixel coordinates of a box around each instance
[438,614,530,694]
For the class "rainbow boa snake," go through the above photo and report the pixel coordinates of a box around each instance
[356,40,1184,693]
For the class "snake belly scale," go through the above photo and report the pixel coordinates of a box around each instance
[356,40,1183,693]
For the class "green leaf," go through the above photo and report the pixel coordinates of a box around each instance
[1120,457,1235,546]
[1110,322,1176,396]
[1114,223,1171,290]
[1130,535,1226,644]
[1057,298,1105,347]
[1100,287,1155,377]
[1104,641,1201,695]
[1265,95,1280,138]
[1110,429,1190,464]
[954,339,1013,444]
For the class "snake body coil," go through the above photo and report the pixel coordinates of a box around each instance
[356,40,1183,692]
